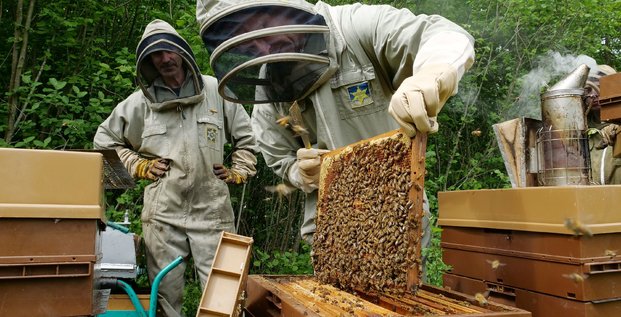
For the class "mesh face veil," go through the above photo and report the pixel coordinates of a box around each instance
[200,3,332,104]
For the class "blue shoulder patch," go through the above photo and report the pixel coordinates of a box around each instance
[347,82,372,108]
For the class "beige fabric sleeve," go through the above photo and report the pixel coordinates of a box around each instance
[230,149,257,179]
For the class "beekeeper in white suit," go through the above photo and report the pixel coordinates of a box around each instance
[197,0,475,279]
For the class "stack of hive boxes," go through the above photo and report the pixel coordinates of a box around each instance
[438,186,621,317]
[0,148,105,317]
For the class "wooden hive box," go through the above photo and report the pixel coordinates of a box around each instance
[438,186,621,235]
[0,148,105,317]
[599,72,621,123]
[441,227,621,301]
[438,185,621,316]
[444,274,621,317]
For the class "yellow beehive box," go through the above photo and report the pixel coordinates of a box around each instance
[438,186,621,235]
[0,148,105,220]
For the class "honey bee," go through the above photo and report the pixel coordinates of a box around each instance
[486,259,506,270]
[474,292,488,306]
[563,272,588,283]
[564,218,593,237]
[605,249,618,258]
[291,124,309,136]
[352,200,364,209]
[471,129,482,137]
[276,115,291,127]
[264,183,296,197]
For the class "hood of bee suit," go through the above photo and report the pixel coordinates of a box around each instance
[585,64,617,95]
[198,0,337,104]
[136,19,204,103]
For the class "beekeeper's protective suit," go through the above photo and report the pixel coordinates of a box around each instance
[197,0,475,277]
[585,64,621,184]
[94,19,257,317]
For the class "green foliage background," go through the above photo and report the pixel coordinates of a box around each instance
[2,0,621,315]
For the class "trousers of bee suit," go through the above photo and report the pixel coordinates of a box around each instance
[143,219,234,317]
[589,132,621,185]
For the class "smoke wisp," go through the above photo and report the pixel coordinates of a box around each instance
[513,52,598,119]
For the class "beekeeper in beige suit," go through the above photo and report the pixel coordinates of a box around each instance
[197,0,474,279]
[94,19,257,317]
[584,64,621,184]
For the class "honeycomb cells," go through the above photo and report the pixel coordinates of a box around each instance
[314,133,422,295]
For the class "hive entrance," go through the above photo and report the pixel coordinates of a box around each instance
[314,130,427,295]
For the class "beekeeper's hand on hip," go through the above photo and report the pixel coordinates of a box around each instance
[135,158,170,181]
[288,148,330,193]
[389,64,458,137]
[213,163,250,185]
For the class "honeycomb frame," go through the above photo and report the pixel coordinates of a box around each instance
[314,129,427,296]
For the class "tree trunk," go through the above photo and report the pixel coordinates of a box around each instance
[6,0,35,144]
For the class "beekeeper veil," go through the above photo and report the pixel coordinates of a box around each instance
[198,0,334,104]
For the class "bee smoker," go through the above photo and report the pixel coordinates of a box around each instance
[537,64,591,186]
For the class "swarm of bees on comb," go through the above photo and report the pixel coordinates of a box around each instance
[313,131,424,296]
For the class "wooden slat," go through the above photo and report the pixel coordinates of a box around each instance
[416,289,484,314]
[196,232,253,317]
[245,276,532,317]
[407,132,427,291]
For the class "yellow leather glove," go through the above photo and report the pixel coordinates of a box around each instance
[289,148,330,193]
[213,164,247,184]
[135,158,170,181]
[388,64,458,137]
[226,170,246,184]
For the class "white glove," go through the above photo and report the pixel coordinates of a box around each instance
[288,148,330,193]
[389,64,458,137]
